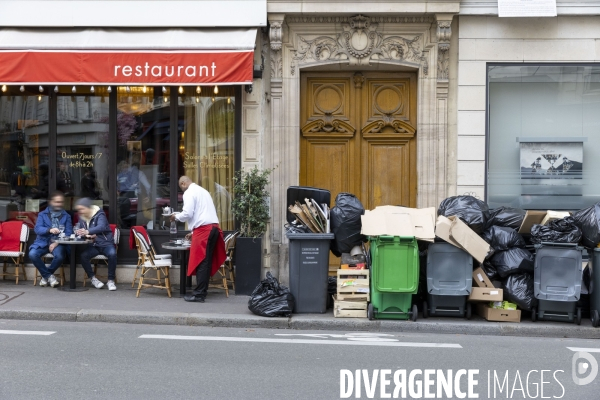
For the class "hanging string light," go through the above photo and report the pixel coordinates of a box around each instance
[125,86,131,93]
[1,85,6,92]
[71,86,76,93]
[196,86,201,94]
[90,86,95,93]
[213,86,219,95]
[162,86,167,94]
[178,86,184,94]
[142,86,147,93]
[54,86,59,93]
[38,86,44,93]
[107,86,112,93]
[19,86,25,92]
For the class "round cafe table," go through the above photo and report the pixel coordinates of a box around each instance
[53,238,92,292]
[161,242,191,298]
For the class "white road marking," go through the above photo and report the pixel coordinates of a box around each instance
[139,334,462,348]
[567,347,600,353]
[0,330,55,336]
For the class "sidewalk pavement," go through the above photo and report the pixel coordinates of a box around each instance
[1,281,599,339]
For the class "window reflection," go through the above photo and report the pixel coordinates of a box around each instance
[0,87,49,227]
[116,86,171,230]
[177,87,235,231]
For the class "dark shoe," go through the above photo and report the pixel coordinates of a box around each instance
[184,294,205,303]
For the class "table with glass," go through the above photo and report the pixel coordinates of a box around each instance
[161,242,192,297]
[52,238,93,292]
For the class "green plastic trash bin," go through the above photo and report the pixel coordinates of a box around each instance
[368,236,419,321]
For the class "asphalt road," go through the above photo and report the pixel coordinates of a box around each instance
[0,319,599,400]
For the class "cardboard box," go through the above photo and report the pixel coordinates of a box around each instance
[518,210,547,234]
[473,267,495,288]
[448,217,492,263]
[362,206,436,241]
[468,287,503,302]
[435,215,462,248]
[540,210,570,226]
[476,303,521,322]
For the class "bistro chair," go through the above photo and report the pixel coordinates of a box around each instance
[84,224,120,287]
[209,231,239,297]
[0,222,29,284]
[33,254,66,286]
[133,230,172,298]
[131,226,171,287]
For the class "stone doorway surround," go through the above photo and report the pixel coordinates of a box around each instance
[264,13,456,280]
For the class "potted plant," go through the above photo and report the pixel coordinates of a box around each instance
[231,166,272,295]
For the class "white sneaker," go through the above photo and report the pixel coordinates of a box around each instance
[39,277,48,287]
[90,277,104,289]
[107,280,117,291]
[49,275,59,288]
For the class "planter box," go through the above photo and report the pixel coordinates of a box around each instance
[234,236,262,296]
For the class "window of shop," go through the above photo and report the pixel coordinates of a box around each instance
[0,85,240,231]
[487,64,600,210]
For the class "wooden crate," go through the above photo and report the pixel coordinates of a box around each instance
[333,295,367,318]
[337,269,370,298]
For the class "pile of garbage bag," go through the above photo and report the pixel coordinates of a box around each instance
[571,203,600,248]
[438,195,489,234]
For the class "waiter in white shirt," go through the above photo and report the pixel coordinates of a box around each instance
[170,176,226,302]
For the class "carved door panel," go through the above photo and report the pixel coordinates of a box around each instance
[300,72,417,267]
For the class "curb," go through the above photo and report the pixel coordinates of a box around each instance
[2,307,600,339]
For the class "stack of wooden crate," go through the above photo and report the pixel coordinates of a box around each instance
[333,269,370,318]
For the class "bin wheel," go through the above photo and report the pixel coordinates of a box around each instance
[592,310,600,328]
[411,304,418,322]
[422,301,428,319]
[368,303,374,321]
[466,303,472,320]
[531,307,537,323]
[576,308,582,326]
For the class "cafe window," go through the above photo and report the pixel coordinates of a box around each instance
[0,86,49,225]
[177,86,236,231]
[487,64,600,210]
[0,85,240,231]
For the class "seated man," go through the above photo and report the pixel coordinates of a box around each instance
[74,198,117,291]
[29,191,72,287]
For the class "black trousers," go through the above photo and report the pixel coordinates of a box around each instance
[192,227,220,298]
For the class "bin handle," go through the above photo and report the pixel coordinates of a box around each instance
[539,242,579,248]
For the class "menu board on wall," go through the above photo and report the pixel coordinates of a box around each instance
[498,0,557,17]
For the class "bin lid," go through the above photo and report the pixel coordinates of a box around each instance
[371,236,418,293]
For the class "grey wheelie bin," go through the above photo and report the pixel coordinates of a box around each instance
[588,248,600,327]
[423,243,473,319]
[532,243,583,325]
[287,233,335,313]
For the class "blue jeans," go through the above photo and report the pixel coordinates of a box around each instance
[29,246,67,280]
[80,245,117,281]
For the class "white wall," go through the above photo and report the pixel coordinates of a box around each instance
[457,15,600,200]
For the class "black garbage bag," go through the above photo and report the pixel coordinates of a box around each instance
[481,226,526,251]
[248,272,295,317]
[330,193,365,257]
[530,217,582,245]
[572,203,600,248]
[490,248,534,278]
[438,195,490,234]
[327,276,337,309]
[502,273,537,311]
[481,261,500,282]
[486,207,526,230]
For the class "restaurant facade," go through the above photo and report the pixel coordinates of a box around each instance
[0,0,267,277]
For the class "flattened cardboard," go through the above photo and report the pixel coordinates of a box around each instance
[476,303,521,322]
[518,210,547,234]
[370,206,436,241]
[448,216,492,263]
[468,287,503,302]
[473,267,495,289]
[435,215,462,249]
[540,210,570,226]
[361,210,414,236]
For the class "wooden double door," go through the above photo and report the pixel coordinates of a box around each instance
[300,72,418,211]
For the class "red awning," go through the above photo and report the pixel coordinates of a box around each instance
[0,28,256,85]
